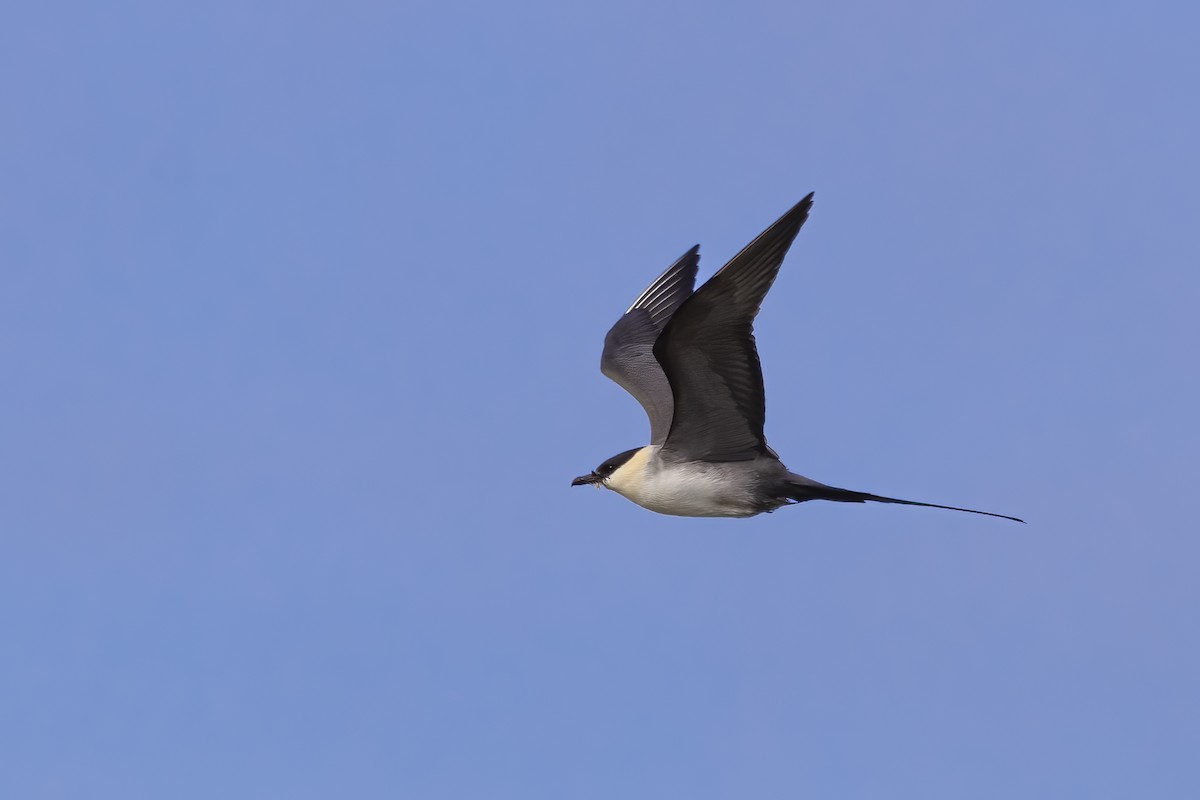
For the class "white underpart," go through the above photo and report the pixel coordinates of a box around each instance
[603,445,761,518]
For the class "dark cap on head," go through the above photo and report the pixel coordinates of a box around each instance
[571,447,642,486]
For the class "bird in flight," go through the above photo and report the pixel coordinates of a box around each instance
[572,194,1022,522]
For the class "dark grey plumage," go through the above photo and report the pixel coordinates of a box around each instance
[600,246,698,445]
[654,195,813,462]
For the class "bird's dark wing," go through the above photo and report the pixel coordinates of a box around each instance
[655,195,814,461]
[600,246,700,445]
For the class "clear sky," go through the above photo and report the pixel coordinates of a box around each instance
[2,1,1198,797]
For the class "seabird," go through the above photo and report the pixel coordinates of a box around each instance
[571,194,1022,522]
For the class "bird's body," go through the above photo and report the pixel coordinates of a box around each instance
[605,446,786,518]
[573,194,1022,524]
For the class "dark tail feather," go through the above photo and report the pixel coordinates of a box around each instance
[787,479,1024,523]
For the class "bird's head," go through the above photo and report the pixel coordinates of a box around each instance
[571,447,643,489]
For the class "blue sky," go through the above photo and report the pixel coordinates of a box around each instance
[2,1,1198,797]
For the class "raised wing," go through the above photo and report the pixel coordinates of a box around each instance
[601,246,700,444]
[654,195,814,461]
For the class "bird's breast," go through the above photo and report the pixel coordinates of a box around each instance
[607,449,768,518]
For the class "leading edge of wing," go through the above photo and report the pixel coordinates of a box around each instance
[600,246,700,445]
[655,194,815,461]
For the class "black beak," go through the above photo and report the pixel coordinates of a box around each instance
[571,472,601,487]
